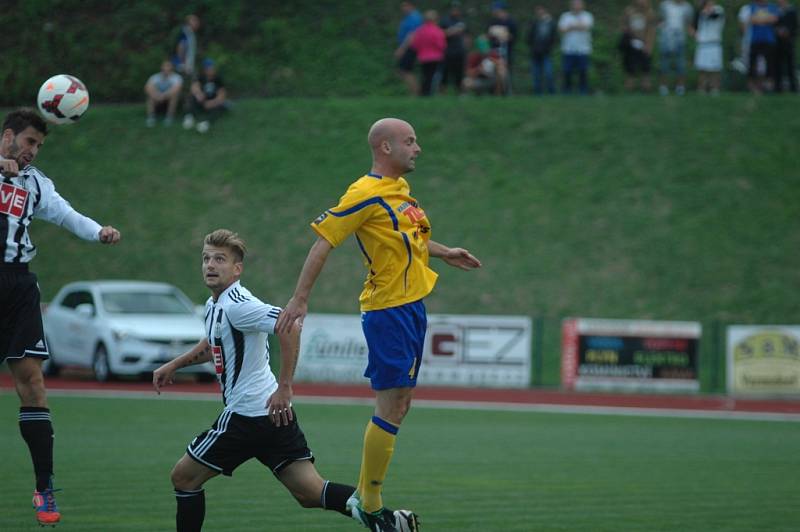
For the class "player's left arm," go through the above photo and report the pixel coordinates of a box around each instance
[268,317,301,427]
[427,239,482,270]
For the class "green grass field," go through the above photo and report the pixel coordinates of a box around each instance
[1,393,798,531]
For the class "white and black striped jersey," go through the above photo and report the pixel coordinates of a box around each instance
[1,164,102,263]
[204,280,283,417]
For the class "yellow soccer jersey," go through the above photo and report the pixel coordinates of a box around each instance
[311,173,438,311]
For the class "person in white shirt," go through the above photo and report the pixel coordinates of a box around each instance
[153,229,418,532]
[734,3,754,72]
[658,0,694,94]
[691,0,726,94]
[144,59,184,127]
[1,108,120,527]
[558,0,594,94]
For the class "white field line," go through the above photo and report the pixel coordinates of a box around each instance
[2,387,799,423]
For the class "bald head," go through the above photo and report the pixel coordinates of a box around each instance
[368,118,421,177]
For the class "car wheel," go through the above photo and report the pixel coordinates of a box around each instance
[42,339,60,377]
[92,345,114,382]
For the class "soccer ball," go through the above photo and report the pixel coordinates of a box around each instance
[37,74,90,124]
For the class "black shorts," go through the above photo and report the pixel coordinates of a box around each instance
[396,48,417,72]
[187,408,314,476]
[0,264,49,364]
[623,48,651,74]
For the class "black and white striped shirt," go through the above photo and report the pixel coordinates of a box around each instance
[1,165,102,263]
[204,280,283,417]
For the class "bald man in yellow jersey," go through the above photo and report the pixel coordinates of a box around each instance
[276,118,481,531]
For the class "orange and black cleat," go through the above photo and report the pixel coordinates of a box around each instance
[33,487,61,527]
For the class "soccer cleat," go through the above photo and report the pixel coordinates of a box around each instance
[32,487,61,527]
[346,492,420,532]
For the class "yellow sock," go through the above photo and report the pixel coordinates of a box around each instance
[357,416,398,513]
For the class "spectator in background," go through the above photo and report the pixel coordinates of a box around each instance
[173,14,200,78]
[657,0,694,95]
[463,34,508,95]
[173,14,201,131]
[412,10,447,96]
[734,3,753,73]
[558,0,594,95]
[527,5,558,95]
[395,2,424,95]
[144,59,183,127]
[185,59,228,133]
[487,1,519,92]
[774,0,798,92]
[619,0,657,92]
[747,0,780,93]
[691,0,725,94]
[440,1,468,94]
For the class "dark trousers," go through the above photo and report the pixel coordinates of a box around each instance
[531,55,555,94]
[420,61,442,96]
[774,40,798,92]
[441,53,465,92]
[562,54,590,94]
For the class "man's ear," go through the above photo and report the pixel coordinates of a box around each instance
[1,128,13,145]
[382,140,392,154]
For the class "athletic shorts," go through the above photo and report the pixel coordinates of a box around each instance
[396,48,417,72]
[187,408,313,476]
[361,299,427,391]
[0,264,49,364]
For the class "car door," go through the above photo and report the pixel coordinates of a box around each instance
[52,289,96,364]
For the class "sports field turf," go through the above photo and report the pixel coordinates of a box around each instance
[1,393,798,531]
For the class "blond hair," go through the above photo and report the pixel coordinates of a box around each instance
[204,229,247,262]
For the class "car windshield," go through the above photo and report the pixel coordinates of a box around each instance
[101,290,194,315]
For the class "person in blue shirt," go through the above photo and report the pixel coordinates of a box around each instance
[394,2,424,95]
[747,0,780,93]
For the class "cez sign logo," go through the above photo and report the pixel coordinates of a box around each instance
[425,322,528,366]
[0,183,28,218]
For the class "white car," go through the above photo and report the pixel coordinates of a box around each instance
[43,280,214,381]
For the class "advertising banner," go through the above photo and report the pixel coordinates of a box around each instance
[727,325,800,395]
[562,318,701,392]
[297,313,532,388]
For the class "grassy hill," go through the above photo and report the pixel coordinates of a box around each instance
[1,0,771,104]
[18,95,800,388]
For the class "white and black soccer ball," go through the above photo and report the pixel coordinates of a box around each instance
[37,74,90,124]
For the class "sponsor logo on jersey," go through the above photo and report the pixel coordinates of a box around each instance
[0,182,28,218]
[398,201,426,223]
[212,345,224,374]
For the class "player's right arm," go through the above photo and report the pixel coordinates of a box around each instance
[153,338,211,394]
[33,173,121,244]
[275,236,333,334]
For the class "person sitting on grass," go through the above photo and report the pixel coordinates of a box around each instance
[183,59,229,134]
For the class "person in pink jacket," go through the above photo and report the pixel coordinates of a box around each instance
[412,10,447,96]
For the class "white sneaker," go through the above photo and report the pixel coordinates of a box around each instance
[676,85,686,96]
[196,121,210,133]
[659,85,669,96]
[145,116,156,128]
[182,114,195,130]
